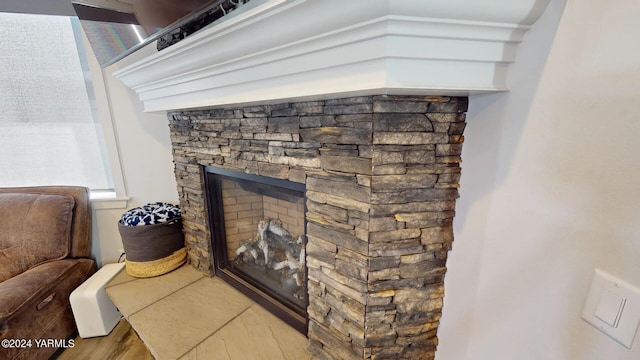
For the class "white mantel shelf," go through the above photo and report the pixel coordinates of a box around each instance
[114,0,550,112]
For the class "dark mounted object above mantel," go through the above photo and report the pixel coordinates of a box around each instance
[72,3,139,25]
[71,0,249,67]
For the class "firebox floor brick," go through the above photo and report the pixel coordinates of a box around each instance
[106,264,311,360]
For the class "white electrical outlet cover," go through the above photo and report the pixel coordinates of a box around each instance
[582,269,640,348]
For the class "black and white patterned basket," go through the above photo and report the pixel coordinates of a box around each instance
[118,202,186,278]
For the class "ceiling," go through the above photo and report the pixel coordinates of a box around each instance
[0,0,76,16]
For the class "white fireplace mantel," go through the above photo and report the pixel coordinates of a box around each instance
[114,0,550,112]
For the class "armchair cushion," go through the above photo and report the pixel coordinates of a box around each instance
[0,258,95,360]
[0,259,94,322]
[0,193,75,283]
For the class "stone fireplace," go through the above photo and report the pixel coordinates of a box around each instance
[113,1,550,358]
[167,94,466,358]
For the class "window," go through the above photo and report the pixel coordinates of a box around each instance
[0,13,118,198]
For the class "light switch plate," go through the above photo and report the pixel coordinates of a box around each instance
[594,291,625,327]
[582,269,640,348]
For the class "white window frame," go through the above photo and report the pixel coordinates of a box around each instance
[81,30,130,210]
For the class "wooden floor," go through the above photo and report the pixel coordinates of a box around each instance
[55,318,153,360]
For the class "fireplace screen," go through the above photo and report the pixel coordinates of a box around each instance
[204,166,307,332]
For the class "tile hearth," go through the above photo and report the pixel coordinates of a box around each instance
[105,264,311,360]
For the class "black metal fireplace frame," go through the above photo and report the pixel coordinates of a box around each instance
[203,165,308,334]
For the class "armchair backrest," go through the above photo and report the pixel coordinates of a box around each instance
[0,186,91,283]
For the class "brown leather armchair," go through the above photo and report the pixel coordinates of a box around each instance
[0,186,96,360]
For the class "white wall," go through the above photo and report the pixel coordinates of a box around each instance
[90,44,179,266]
[88,1,640,356]
[438,0,640,359]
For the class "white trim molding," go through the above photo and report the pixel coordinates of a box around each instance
[83,28,130,208]
[114,0,551,111]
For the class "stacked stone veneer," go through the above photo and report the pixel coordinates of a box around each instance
[168,95,467,360]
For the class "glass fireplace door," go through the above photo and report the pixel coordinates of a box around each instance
[204,166,307,332]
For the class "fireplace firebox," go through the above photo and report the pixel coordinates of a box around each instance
[204,166,308,333]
